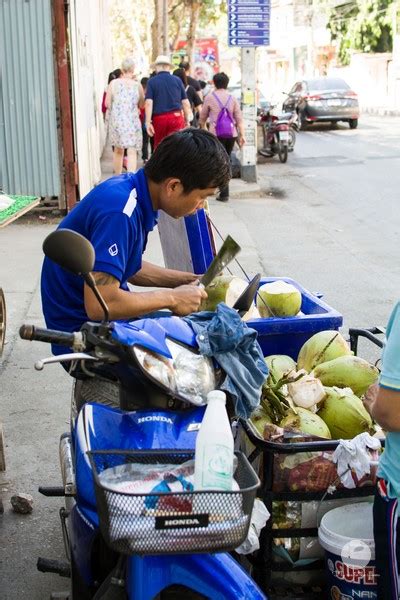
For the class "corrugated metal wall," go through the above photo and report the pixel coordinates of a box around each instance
[0,0,60,196]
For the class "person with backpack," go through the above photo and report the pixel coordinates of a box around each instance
[199,72,245,202]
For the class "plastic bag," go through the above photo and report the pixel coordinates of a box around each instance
[236,499,270,554]
[273,448,379,493]
[100,460,195,513]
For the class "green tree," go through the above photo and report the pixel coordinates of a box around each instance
[328,0,393,65]
[170,0,226,63]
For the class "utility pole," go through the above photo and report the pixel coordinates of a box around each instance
[228,0,270,184]
[240,48,257,183]
[393,0,400,107]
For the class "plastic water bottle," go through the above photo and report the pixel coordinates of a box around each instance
[194,390,234,491]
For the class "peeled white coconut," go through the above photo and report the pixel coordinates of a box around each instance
[256,280,302,318]
[241,304,261,321]
[287,373,326,411]
[202,275,248,311]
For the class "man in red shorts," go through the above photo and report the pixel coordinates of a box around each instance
[145,55,192,148]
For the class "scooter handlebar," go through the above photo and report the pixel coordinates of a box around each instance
[19,324,76,347]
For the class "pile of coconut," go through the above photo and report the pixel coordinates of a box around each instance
[250,330,380,441]
[202,276,302,321]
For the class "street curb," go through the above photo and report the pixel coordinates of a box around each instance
[362,106,400,117]
[229,178,266,199]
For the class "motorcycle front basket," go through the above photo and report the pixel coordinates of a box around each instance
[88,449,259,556]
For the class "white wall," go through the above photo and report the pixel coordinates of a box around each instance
[328,53,393,109]
[68,0,112,198]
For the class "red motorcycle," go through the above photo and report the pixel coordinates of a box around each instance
[258,105,294,163]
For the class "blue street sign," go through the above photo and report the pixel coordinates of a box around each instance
[228,0,271,47]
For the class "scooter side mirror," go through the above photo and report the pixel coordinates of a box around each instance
[43,229,95,276]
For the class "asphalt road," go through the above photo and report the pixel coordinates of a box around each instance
[251,114,400,338]
[0,113,399,598]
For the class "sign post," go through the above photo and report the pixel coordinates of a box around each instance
[228,0,271,183]
[240,47,257,182]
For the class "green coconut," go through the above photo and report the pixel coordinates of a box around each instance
[318,387,373,439]
[256,280,302,318]
[201,275,248,311]
[265,354,297,385]
[280,407,332,439]
[312,356,379,397]
[250,406,272,438]
[297,330,352,372]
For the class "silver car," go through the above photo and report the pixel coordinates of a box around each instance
[282,77,359,129]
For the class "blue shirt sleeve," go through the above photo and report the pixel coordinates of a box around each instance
[145,79,154,100]
[379,301,400,390]
[90,212,135,282]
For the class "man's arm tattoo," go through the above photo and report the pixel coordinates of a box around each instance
[92,272,118,286]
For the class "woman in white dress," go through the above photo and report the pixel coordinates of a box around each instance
[106,57,144,174]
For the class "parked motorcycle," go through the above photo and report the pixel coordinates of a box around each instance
[258,105,298,162]
[19,229,266,600]
[283,110,299,152]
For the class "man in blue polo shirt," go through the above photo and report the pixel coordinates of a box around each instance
[41,129,231,358]
[145,55,192,148]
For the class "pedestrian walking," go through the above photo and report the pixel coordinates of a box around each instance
[101,68,121,119]
[179,61,203,100]
[145,55,192,149]
[363,304,400,599]
[198,72,245,202]
[173,68,202,127]
[140,77,154,163]
[105,57,144,174]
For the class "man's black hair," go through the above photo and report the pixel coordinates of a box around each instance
[213,72,229,89]
[179,61,190,71]
[141,76,149,86]
[144,128,231,193]
[173,68,188,87]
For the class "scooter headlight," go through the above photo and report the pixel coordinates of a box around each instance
[133,340,216,406]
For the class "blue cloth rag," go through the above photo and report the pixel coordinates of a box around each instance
[183,303,268,418]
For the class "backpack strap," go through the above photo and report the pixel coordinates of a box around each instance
[212,91,232,110]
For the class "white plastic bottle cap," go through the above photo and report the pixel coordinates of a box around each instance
[207,390,226,403]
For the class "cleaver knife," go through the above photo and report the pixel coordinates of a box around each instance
[199,235,241,288]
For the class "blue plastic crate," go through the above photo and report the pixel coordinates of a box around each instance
[247,277,343,359]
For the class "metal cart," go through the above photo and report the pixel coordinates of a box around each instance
[239,327,385,599]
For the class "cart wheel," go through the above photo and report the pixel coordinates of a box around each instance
[278,144,288,163]
[0,288,6,357]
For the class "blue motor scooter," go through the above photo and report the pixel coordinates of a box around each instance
[20,229,267,600]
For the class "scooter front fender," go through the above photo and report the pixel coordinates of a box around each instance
[126,552,266,599]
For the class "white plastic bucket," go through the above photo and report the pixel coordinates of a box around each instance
[318,502,378,599]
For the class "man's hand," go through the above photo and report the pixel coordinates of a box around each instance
[179,272,203,286]
[170,284,207,316]
[146,123,155,137]
[363,383,379,416]
[129,263,202,288]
